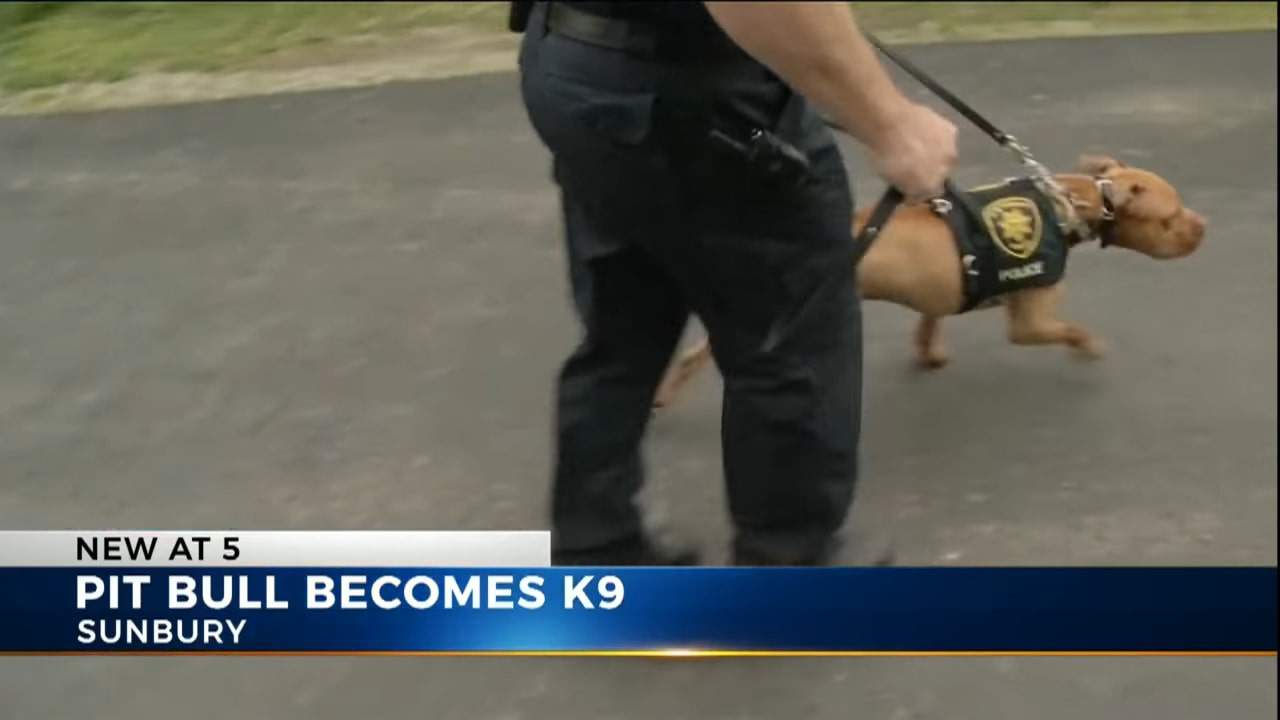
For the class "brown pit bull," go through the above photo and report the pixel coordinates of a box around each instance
[653,155,1207,408]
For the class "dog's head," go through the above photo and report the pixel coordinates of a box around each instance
[1076,155,1206,259]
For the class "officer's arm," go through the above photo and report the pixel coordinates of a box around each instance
[703,2,908,147]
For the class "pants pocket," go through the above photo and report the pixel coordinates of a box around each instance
[526,70,658,149]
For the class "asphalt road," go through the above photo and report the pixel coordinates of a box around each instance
[1,31,1276,720]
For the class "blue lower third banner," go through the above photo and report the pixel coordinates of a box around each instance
[0,568,1274,653]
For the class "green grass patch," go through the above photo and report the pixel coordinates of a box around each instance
[852,1,1276,40]
[852,1,1274,29]
[0,2,507,91]
[1,2,1275,93]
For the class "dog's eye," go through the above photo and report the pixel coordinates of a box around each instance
[1130,184,1144,195]
[1161,218,1172,229]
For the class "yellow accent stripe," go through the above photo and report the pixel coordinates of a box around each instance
[0,650,1274,658]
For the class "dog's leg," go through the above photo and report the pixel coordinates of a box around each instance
[914,315,949,369]
[1005,285,1106,359]
[653,339,714,409]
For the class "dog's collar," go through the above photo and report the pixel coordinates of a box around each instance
[1068,176,1118,248]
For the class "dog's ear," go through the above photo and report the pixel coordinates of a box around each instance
[1108,180,1146,210]
[1113,176,1181,219]
[1077,154,1126,176]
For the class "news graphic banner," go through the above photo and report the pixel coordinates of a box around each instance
[0,531,1274,654]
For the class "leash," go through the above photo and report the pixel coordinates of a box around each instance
[864,34,1074,211]
[827,33,1074,212]
[866,37,1023,164]
[765,32,1082,354]
[867,34,1117,247]
[759,186,901,353]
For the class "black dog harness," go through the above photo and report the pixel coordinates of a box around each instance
[933,177,1070,312]
[931,175,1121,312]
[932,175,1120,313]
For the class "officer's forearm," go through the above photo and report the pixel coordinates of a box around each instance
[704,2,910,148]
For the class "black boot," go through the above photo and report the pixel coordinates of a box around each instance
[552,534,700,566]
[733,531,895,567]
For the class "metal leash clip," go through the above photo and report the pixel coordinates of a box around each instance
[1000,133,1086,236]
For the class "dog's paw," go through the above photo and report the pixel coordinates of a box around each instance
[916,348,950,370]
[1071,337,1107,361]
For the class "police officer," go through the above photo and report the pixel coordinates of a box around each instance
[516,2,957,565]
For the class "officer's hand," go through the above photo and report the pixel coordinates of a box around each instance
[866,102,958,201]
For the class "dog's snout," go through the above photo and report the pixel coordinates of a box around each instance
[1186,209,1207,236]
[1179,209,1207,256]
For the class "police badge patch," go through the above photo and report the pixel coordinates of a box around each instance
[981,196,1042,260]
[933,177,1070,313]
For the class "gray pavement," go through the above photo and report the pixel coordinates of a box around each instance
[1,31,1276,720]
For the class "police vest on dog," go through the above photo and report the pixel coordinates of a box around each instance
[935,177,1070,312]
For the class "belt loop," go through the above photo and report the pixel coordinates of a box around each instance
[536,1,550,37]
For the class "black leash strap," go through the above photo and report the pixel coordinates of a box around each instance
[850,186,904,266]
[865,33,1013,148]
[760,187,902,354]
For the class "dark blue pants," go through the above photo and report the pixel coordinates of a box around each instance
[519,8,862,564]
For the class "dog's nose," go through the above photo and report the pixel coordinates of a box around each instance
[1180,210,1207,256]
[1186,209,1207,236]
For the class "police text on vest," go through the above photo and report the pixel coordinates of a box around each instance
[998,261,1045,283]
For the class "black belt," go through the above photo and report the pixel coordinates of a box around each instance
[543,3,742,62]
[546,3,660,56]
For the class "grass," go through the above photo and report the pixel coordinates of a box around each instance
[852,1,1276,34]
[0,2,507,91]
[1,2,1275,93]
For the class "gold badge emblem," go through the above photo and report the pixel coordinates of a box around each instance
[982,196,1042,259]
